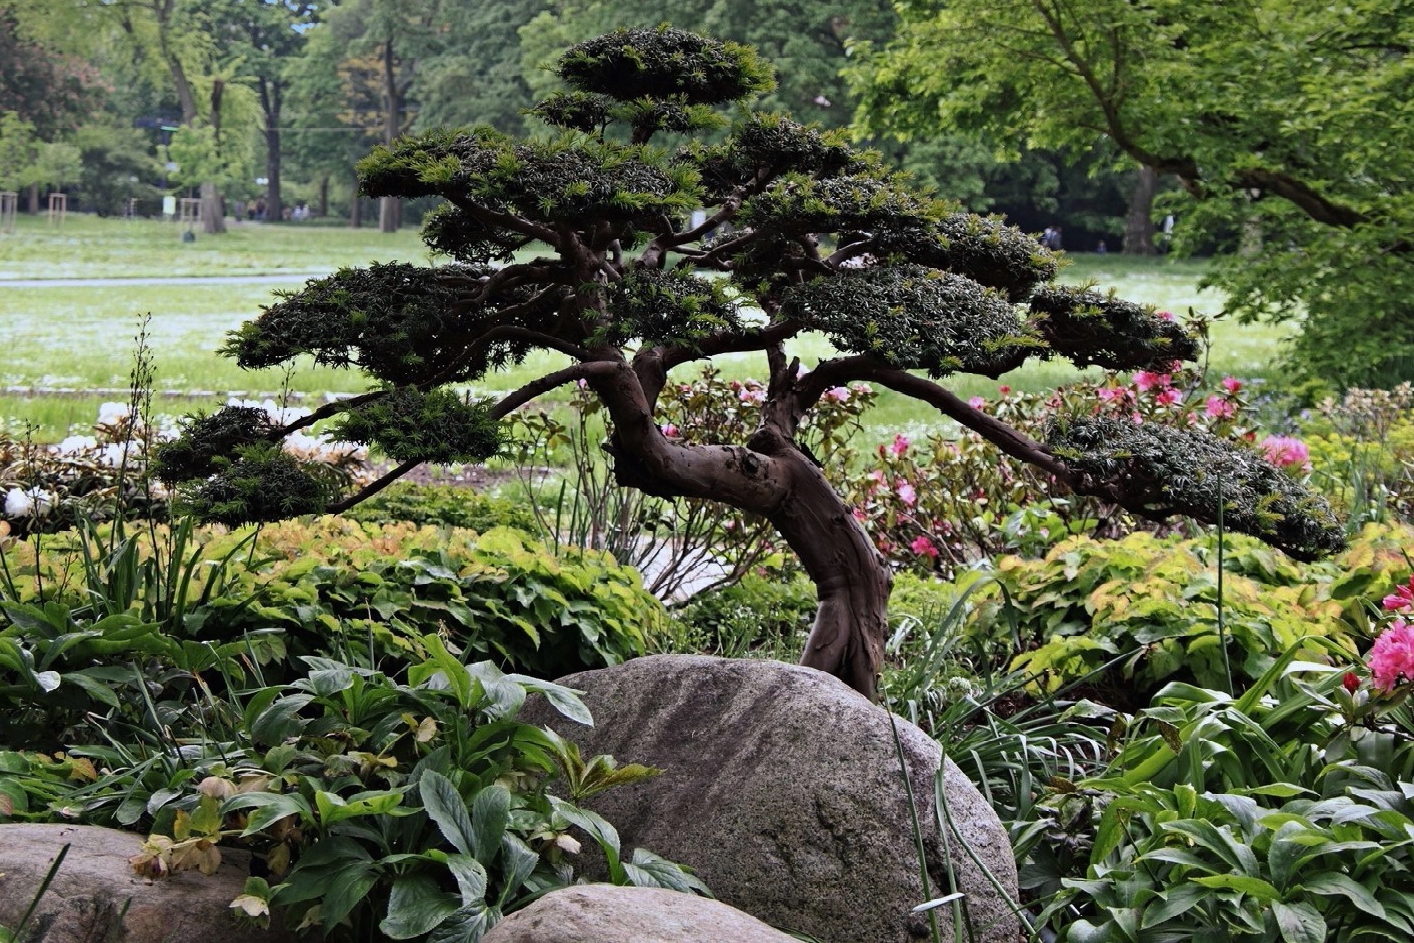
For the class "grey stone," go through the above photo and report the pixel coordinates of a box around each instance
[521,654,1020,943]
[0,823,294,943]
[483,885,798,943]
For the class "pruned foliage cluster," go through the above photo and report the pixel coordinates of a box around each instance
[601,268,743,347]
[1029,286,1202,371]
[359,132,698,228]
[224,262,546,386]
[679,113,866,200]
[1048,417,1345,560]
[556,25,775,105]
[873,213,1059,302]
[180,446,331,528]
[332,388,502,466]
[780,265,1032,378]
[152,406,276,486]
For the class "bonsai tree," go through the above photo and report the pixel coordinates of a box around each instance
[156,26,1343,699]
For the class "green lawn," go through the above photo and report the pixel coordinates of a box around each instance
[0,221,1292,439]
[0,213,428,280]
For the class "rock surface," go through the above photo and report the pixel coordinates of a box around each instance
[520,655,1020,943]
[0,824,294,943]
[483,885,797,943]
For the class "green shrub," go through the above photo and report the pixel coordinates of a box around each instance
[668,573,816,659]
[933,526,1414,704]
[346,482,537,533]
[2,517,665,692]
[1030,657,1414,942]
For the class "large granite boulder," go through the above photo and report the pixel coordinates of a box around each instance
[0,824,294,943]
[483,885,797,943]
[520,655,1019,943]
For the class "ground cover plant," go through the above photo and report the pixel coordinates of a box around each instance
[150,26,1343,702]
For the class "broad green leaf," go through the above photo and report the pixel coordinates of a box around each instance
[470,785,510,866]
[421,770,476,857]
[1297,873,1384,918]
[1272,900,1326,943]
[1191,874,1279,901]
[380,872,460,940]
[221,792,314,837]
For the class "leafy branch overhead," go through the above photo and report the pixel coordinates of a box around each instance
[158,25,1342,694]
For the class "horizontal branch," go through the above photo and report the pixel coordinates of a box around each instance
[489,361,620,420]
[326,457,421,512]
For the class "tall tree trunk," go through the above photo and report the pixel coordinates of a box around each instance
[25,182,38,215]
[160,33,223,233]
[1123,165,1159,255]
[349,167,362,227]
[317,175,329,218]
[379,40,402,234]
[260,78,283,225]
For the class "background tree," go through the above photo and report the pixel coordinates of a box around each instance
[851,0,1414,385]
[208,0,323,225]
[156,27,1344,697]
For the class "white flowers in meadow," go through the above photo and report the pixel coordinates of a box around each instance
[5,486,54,519]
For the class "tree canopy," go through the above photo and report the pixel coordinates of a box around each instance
[850,0,1414,386]
[157,26,1343,698]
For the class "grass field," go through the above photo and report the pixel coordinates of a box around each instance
[0,214,1292,439]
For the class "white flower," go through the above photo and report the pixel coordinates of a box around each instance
[99,442,134,467]
[5,488,33,517]
[55,435,97,455]
[97,402,131,426]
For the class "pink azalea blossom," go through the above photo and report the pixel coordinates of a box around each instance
[1222,376,1243,393]
[852,383,873,395]
[968,396,986,409]
[1155,388,1183,407]
[1097,386,1131,404]
[852,507,868,522]
[1260,435,1311,469]
[825,386,851,402]
[1156,310,1175,321]
[1368,618,1414,691]
[1384,576,1414,611]
[1205,396,1236,419]
[897,482,917,506]
[1343,671,1360,693]
[888,434,910,457]
[660,423,680,438]
[739,387,767,405]
[1134,371,1172,391]
[910,535,939,559]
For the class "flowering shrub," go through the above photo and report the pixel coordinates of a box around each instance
[841,368,1280,576]
[1299,383,1414,526]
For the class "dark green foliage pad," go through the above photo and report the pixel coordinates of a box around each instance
[1048,416,1345,560]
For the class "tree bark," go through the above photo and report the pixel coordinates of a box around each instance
[766,444,889,698]
[1123,165,1159,255]
[349,167,362,228]
[25,182,38,215]
[379,40,402,233]
[317,175,329,217]
[259,77,283,225]
[160,23,222,234]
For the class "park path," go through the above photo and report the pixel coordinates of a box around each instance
[0,274,325,288]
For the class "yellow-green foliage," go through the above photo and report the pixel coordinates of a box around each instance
[3,518,664,680]
[952,525,1414,699]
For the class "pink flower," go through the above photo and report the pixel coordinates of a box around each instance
[1155,388,1183,407]
[1383,576,1414,611]
[1260,435,1310,469]
[739,388,767,405]
[910,535,939,559]
[1134,371,1172,392]
[660,423,679,438]
[897,482,917,506]
[888,434,910,457]
[1204,396,1235,419]
[825,386,851,402]
[1343,672,1360,693]
[852,508,868,522]
[1222,376,1243,394]
[968,396,986,409]
[1156,310,1175,321]
[1097,386,1131,404]
[998,385,1011,395]
[1368,618,1414,691]
[852,383,873,395]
